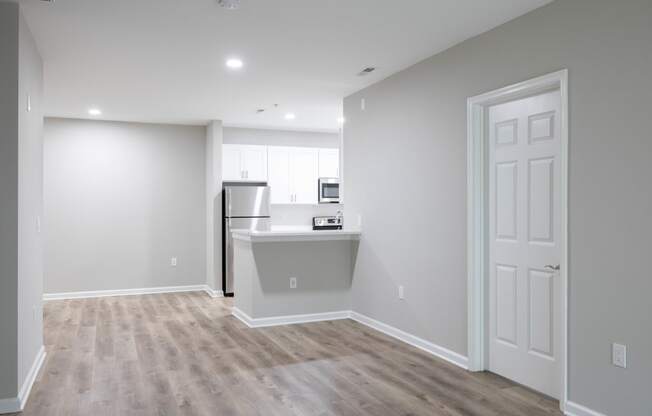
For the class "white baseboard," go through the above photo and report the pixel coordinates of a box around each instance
[0,346,46,414]
[565,401,607,416]
[43,284,218,301]
[232,307,351,328]
[230,307,468,370]
[350,311,469,370]
[0,397,20,414]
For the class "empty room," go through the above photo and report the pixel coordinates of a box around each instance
[1,0,650,415]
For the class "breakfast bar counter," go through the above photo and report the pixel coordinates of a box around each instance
[230,227,361,327]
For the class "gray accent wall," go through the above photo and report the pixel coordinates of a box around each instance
[343,0,651,414]
[0,1,44,401]
[17,6,44,394]
[43,118,207,294]
[0,1,20,400]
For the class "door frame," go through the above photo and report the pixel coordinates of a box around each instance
[466,69,569,409]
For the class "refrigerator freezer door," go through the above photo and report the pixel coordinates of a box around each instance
[224,217,271,295]
[225,186,271,218]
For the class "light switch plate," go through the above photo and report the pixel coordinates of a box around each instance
[171,257,177,267]
[289,277,297,289]
[612,343,627,368]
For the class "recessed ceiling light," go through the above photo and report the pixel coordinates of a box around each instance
[284,113,296,120]
[88,108,101,116]
[226,58,243,69]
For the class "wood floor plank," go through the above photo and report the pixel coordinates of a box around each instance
[18,293,562,416]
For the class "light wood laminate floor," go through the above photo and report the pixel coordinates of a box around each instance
[15,292,562,415]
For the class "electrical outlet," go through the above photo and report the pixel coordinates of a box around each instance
[27,94,31,112]
[361,98,366,111]
[171,257,177,267]
[289,277,297,289]
[398,285,404,300]
[612,343,627,368]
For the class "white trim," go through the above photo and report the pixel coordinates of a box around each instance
[18,346,46,411]
[43,284,219,301]
[565,401,608,416]
[204,286,224,298]
[466,69,569,408]
[350,312,469,370]
[0,397,20,414]
[0,346,46,414]
[232,307,351,328]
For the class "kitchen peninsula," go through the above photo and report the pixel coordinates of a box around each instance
[230,228,361,327]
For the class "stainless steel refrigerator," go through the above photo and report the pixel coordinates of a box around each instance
[223,184,271,296]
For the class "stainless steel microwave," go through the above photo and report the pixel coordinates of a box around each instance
[318,178,340,204]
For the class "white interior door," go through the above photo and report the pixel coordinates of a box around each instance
[267,147,292,204]
[488,89,562,398]
[242,145,268,181]
[223,144,243,180]
[291,148,319,204]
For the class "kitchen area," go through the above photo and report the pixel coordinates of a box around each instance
[220,129,361,325]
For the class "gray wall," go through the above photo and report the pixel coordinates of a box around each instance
[223,126,339,148]
[343,0,651,414]
[0,1,44,401]
[0,1,20,400]
[17,6,44,393]
[43,118,207,293]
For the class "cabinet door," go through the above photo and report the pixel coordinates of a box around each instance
[242,145,268,181]
[291,148,319,204]
[318,148,340,178]
[267,147,292,204]
[223,145,243,180]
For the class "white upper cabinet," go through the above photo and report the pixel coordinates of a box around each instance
[222,144,268,181]
[241,146,267,181]
[291,148,319,204]
[318,148,340,178]
[267,147,292,204]
[267,146,319,204]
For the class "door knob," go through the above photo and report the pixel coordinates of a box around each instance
[545,264,561,271]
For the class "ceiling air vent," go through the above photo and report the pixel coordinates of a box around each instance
[357,67,376,76]
[218,0,240,10]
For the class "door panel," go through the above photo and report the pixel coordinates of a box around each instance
[488,89,561,399]
[528,158,554,243]
[528,269,554,358]
[496,162,518,240]
[496,264,518,346]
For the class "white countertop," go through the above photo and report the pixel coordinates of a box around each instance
[232,226,361,243]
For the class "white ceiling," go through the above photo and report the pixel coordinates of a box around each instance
[20,0,551,132]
